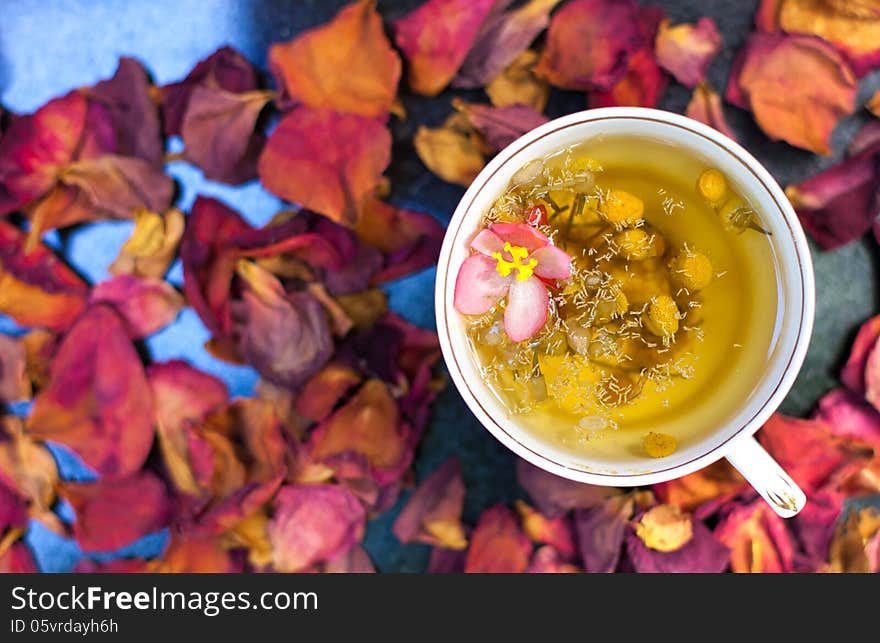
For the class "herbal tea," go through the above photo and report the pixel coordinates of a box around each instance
[452,136,781,464]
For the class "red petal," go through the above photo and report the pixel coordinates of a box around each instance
[715,500,796,573]
[458,101,549,153]
[257,107,391,226]
[308,379,412,484]
[453,254,511,315]
[90,275,183,339]
[516,499,576,558]
[490,221,550,252]
[270,0,401,116]
[841,314,880,395]
[161,46,258,136]
[590,48,669,109]
[815,388,880,449]
[526,545,580,573]
[786,122,880,249]
[268,483,365,572]
[152,533,243,573]
[516,458,619,518]
[181,87,272,185]
[791,488,842,564]
[573,494,635,572]
[61,472,172,553]
[27,305,155,479]
[88,57,163,165]
[0,542,38,573]
[0,91,86,215]
[686,83,738,141]
[464,504,532,573]
[504,276,549,342]
[393,458,467,549]
[536,0,643,92]
[655,17,722,88]
[393,0,499,96]
[725,32,857,155]
[356,197,445,284]
[454,0,562,89]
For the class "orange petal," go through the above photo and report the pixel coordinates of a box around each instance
[686,83,738,141]
[464,504,532,573]
[715,500,796,573]
[268,0,401,117]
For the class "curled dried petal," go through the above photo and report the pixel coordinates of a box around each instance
[464,504,532,573]
[655,17,722,88]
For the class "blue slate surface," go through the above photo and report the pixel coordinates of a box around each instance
[1,0,879,572]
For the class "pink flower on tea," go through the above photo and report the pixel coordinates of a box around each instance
[453,222,571,342]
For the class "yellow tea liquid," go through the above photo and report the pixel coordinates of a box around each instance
[462,136,781,464]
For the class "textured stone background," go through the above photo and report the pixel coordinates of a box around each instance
[1,0,878,572]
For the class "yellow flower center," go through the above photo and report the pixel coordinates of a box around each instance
[492,242,538,281]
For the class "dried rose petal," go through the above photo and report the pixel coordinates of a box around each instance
[758,414,871,493]
[393,0,499,96]
[151,533,243,573]
[571,494,634,573]
[161,46,259,136]
[0,542,38,573]
[0,221,88,332]
[87,57,163,165]
[626,514,730,573]
[455,0,562,89]
[0,91,87,216]
[715,500,796,572]
[792,488,842,564]
[414,112,486,187]
[90,275,184,339]
[756,0,880,77]
[456,101,549,153]
[324,545,375,573]
[357,198,444,284]
[526,546,580,573]
[268,483,365,572]
[686,83,738,141]
[842,314,880,395]
[427,546,467,573]
[258,107,391,226]
[61,472,172,553]
[590,49,668,109]
[308,379,412,485]
[815,388,880,449]
[0,335,29,402]
[73,559,148,573]
[725,32,857,155]
[27,305,155,479]
[109,208,185,279]
[0,418,59,515]
[827,507,880,573]
[590,6,667,108]
[536,0,643,92]
[515,500,576,558]
[785,122,880,249]
[393,458,467,550]
[465,504,532,573]
[516,458,618,518]
[58,154,174,218]
[270,0,400,116]
[180,86,272,185]
[0,478,28,534]
[486,50,549,112]
[295,363,363,423]
[653,460,748,516]
[655,17,722,88]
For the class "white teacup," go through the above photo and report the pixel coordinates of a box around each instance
[435,107,814,518]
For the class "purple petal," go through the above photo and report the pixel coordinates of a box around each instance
[574,495,634,572]
[625,516,730,573]
[504,276,549,342]
[516,458,618,518]
[462,102,550,153]
[453,254,511,315]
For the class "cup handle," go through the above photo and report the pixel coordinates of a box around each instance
[724,436,806,518]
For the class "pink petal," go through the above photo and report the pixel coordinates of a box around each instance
[470,228,505,256]
[491,222,550,252]
[815,388,880,450]
[504,276,549,342]
[453,254,511,315]
[841,314,880,395]
[531,245,571,280]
